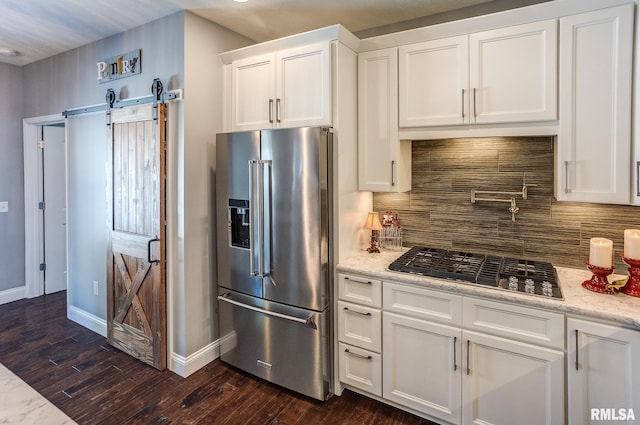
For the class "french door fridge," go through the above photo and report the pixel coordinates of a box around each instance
[216,126,332,401]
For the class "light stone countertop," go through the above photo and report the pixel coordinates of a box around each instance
[337,249,640,330]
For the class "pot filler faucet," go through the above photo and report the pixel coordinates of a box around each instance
[470,175,536,222]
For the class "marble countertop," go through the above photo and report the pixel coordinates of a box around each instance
[337,249,640,330]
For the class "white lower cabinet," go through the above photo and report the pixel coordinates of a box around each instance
[339,342,382,397]
[337,273,383,396]
[337,277,569,424]
[462,330,565,425]
[567,317,640,425]
[383,311,462,424]
[338,300,382,353]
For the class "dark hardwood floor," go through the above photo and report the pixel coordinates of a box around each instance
[0,292,436,425]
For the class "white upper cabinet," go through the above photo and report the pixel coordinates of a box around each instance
[470,20,557,124]
[358,48,411,192]
[397,20,557,128]
[556,5,633,204]
[276,43,331,128]
[399,35,469,127]
[230,53,276,131]
[230,42,331,131]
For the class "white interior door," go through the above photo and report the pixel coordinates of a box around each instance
[42,124,67,294]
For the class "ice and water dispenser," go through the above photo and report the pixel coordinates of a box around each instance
[228,199,250,249]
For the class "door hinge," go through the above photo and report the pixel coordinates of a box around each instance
[37,140,45,149]
[38,202,46,210]
[39,263,46,271]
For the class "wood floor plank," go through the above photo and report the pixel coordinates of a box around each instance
[0,291,436,425]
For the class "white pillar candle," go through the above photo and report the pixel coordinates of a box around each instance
[624,229,640,260]
[589,238,613,268]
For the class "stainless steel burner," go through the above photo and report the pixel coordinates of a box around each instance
[389,246,563,299]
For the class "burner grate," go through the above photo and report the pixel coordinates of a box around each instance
[500,257,557,286]
[388,246,562,299]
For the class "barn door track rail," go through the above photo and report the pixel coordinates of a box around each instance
[62,78,182,118]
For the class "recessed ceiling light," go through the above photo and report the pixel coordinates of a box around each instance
[0,48,19,57]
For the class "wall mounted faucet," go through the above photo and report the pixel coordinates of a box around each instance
[470,175,536,222]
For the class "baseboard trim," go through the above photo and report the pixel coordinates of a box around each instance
[67,305,107,337]
[0,286,25,305]
[170,340,220,378]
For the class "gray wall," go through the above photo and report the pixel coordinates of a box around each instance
[373,137,640,270]
[23,12,185,118]
[20,11,251,363]
[0,63,24,291]
[176,12,251,356]
[23,12,185,318]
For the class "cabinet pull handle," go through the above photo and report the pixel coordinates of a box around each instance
[453,336,458,371]
[276,98,281,123]
[268,99,274,124]
[473,88,477,118]
[343,307,371,317]
[461,89,465,119]
[636,161,640,197]
[344,348,372,360]
[391,160,396,187]
[466,339,471,376]
[344,277,373,285]
[575,329,579,371]
[564,161,570,194]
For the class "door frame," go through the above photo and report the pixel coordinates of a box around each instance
[23,113,67,299]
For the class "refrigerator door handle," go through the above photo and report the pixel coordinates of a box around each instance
[256,159,264,276]
[259,159,272,279]
[248,160,258,276]
[218,294,317,329]
[249,159,272,279]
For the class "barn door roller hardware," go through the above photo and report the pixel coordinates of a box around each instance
[62,78,181,118]
[470,175,537,223]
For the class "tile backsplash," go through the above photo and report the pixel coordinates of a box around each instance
[373,136,640,270]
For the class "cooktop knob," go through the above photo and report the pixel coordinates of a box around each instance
[524,279,535,294]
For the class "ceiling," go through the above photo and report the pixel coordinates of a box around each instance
[0,0,550,67]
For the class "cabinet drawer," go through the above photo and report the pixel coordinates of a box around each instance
[338,273,382,308]
[338,301,382,353]
[339,342,382,397]
[463,297,565,349]
[383,281,462,325]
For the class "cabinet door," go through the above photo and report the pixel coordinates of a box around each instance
[276,42,331,128]
[462,330,564,425]
[557,5,633,204]
[230,53,276,131]
[358,48,411,192]
[469,20,557,124]
[567,317,640,425]
[383,312,462,424]
[399,35,469,127]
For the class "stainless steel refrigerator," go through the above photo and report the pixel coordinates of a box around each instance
[216,126,332,401]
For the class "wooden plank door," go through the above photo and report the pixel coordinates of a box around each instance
[107,103,166,370]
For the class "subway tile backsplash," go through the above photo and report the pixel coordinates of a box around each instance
[372,137,640,269]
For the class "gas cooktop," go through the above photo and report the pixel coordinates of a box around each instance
[388,246,562,299]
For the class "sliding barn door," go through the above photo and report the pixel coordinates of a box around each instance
[107,104,166,370]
